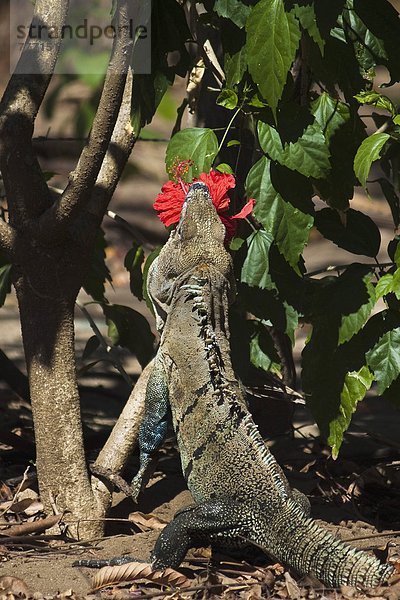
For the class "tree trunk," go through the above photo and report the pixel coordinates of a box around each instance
[13,234,105,538]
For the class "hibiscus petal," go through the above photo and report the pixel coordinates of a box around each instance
[197,171,235,210]
[219,214,237,242]
[231,199,256,220]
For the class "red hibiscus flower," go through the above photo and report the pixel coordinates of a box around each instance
[154,167,255,241]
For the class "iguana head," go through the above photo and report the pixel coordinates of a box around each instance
[147,182,235,329]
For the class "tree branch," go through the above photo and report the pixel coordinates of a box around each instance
[35,1,134,240]
[88,68,140,222]
[92,359,154,511]
[0,0,69,226]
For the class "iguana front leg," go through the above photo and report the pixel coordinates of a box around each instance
[131,359,170,501]
[151,498,259,569]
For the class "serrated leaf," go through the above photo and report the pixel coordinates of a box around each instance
[366,327,400,394]
[354,132,390,188]
[283,123,331,179]
[328,366,373,459]
[311,93,350,143]
[257,121,284,160]
[214,0,251,28]
[217,88,238,110]
[166,128,219,181]
[0,263,12,307]
[338,273,376,344]
[376,273,394,299]
[258,121,330,179]
[246,0,301,117]
[292,4,324,54]
[315,208,381,257]
[394,115,400,126]
[354,91,396,117]
[246,157,313,266]
[241,230,275,290]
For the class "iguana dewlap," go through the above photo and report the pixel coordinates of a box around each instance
[97,183,395,587]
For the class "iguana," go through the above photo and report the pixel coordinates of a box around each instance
[85,182,394,588]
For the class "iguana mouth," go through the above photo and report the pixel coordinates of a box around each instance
[179,182,212,218]
[175,181,214,238]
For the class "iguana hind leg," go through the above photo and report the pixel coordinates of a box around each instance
[131,360,170,501]
[151,498,258,569]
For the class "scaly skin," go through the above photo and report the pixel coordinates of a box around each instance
[78,183,393,588]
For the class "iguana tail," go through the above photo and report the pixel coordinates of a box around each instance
[265,498,393,587]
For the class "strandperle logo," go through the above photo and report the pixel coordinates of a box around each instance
[10,0,151,75]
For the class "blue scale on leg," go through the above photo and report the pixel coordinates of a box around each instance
[131,361,170,501]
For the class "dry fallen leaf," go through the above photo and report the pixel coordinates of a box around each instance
[91,561,192,591]
[0,513,61,537]
[284,572,301,600]
[0,575,30,597]
[128,511,168,532]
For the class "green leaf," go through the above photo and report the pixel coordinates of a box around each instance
[82,335,101,361]
[394,115,400,126]
[143,247,162,314]
[103,304,155,368]
[249,321,282,375]
[328,366,373,459]
[246,157,313,267]
[311,93,350,143]
[354,91,396,117]
[366,327,400,394]
[230,237,245,251]
[214,0,251,28]
[377,268,400,301]
[376,273,394,299]
[284,301,299,346]
[354,0,400,83]
[292,4,324,55]
[241,230,275,290]
[258,121,331,179]
[354,132,390,188]
[124,243,145,301]
[257,121,284,161]
[215,163,234,174]
[224,46,247,87]
[166,128,219,180]
[282,123,331,179]
[341,3,387,71]
[0,264,12,307]
[246,0,301,117]
[217,88,238,110]
[83,229,112,302]
[338,273,376,344]
[227,140,240,148]
[377,178,400,228]
[315,208,381,257]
